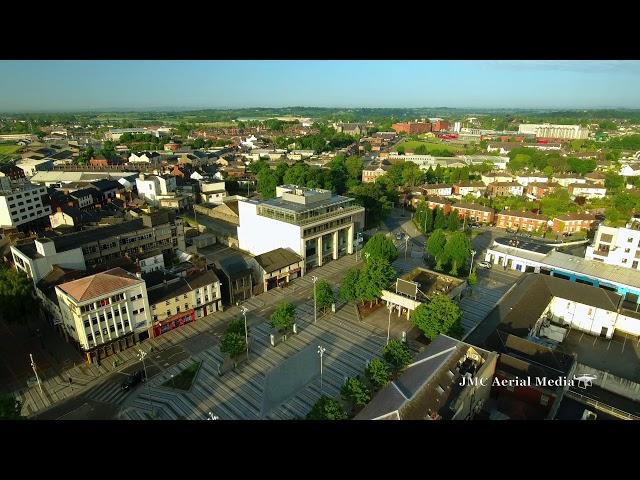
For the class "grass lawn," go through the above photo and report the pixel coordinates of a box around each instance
[395,140,464,154]
[0,144,22,155]
[164,361,202,391]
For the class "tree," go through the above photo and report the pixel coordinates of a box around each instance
[341,377,371,408]
[0,394,22,420]
[345,155,364,180]
[365,358,392,390]
[362,232,398,263]
[396,145,406,155]
[401,162,424,187]
[0,266,37,325]
[411,295,463,341]
[356,258,397,306]
[270,301,296,333]
[442,231,472,276]
[433,207,446,230]
[226,318,247,337]
[339,269,360,303]
[447,210,461,231]
[306,396,348,420]
[257,169,278,199]
[423,206,434,233]
[219,332,246,359]
[315,280,335,313]
[468,268,478,286]
[383,340,413,372]
[426,229,447,261]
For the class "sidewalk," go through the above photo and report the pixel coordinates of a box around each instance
[19,253,360,417]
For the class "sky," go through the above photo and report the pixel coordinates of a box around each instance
[1,60,640,112]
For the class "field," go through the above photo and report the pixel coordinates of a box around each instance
[395,139,464,154]
[0,144,22,155]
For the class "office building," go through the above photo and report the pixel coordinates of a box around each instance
[0,181,52,229]
[518,124,589,140]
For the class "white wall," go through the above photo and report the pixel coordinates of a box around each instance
[237,201,302,256]
[11,245,86,283]
[549,297,616,338]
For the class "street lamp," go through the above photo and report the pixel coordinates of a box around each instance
[355,232,362,261]
[405,235,410,260]
[137,349,154,417]
[386,304,393,346]
[469,250,477,277]
[312,276,318,324]
[29,353,43,396]
[240,305,249,361]
[317,345,326,394]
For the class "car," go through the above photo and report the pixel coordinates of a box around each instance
[477,261,493,269]
[121,369,146,391]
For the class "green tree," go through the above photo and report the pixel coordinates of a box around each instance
[270,301,296,333]
[401,162,424,187]
[220,332,246,359]
[426,229,447,261]
[396,145,406,155]
[362,232,398,263]
[383,340,413,372]
[226,318,247,337]
[257,169,278,199]
[365,358,392,390]
[341,376,371,409]
[339,269,360,303]
[447,210,461,231]
[442,231,472,276]
[411,295,463,340]
[315,280,335,313]
[605,173,625,192]
[0,266,37,326]
[356,258,397,306]
[306,397,348,420]
[0,394,22,420]
[345,155,364,180]
[433,207,446,230]
[468,268,478,286]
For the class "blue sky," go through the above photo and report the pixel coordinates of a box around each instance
[0,60,639,112]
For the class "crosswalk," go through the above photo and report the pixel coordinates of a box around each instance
[83,374,138,405]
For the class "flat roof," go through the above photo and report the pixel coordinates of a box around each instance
[260,193,354,214]
[494,237,555,255]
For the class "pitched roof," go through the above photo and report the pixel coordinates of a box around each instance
[554,213,596,221]
[496,210,547,221]
[254,248,303,273]
[57,267,142,303]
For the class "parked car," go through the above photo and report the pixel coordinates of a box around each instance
[477,261,493,269]
[121,369,146,391]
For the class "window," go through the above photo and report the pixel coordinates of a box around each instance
[623,259,628,264]
[184,303,189,310]
[587,308,593,316]
[139,307,145,313]
[109,325,115,332]
[166,310,171,316]
[165,300,170,306]
[87,334,93,341]
[92,318,98,325]
[153,315,158,321]
[102,328,108,335]
[625,248,631,253]
[83,320,90,328]
[152,304,156,310]
[137,294,142,299]
[132,309,138,315]
[124,321,130,327]
[629,237,635,243]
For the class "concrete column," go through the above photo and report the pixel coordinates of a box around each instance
[332,230,339,260]
[317,235,323,267]
[110,305,118,337]
[347,225,354,254]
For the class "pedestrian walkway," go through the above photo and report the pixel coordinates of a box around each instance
[19,252,361,418]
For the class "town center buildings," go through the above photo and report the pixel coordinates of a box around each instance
[236,185,365,271]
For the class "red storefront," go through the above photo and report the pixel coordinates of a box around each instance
[153,309,196,338]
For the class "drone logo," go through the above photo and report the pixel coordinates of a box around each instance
[573,374,597,389]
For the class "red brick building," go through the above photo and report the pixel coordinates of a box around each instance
[495,210,549,232]
[431,120,451,132]
[392,122,432,134]
[552,213,597,234]
[425,196,453,211]
[452,203,495,224]
[526,182,561,199]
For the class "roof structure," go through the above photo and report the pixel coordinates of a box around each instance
[57,267,142,303]
[254,248,303,274]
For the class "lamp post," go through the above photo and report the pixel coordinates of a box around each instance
[386,304,393,346]
[29,353,43,396]
[405,235,410,260]
[240,305,249,361]
[137,349,154,418]
[317,345,326,394]
[355,232,362,261]
[469,249,477,277]
[312,276,318,324]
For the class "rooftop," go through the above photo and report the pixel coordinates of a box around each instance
[57,267,142,303]
[494,237,555,255]
[254,248,303,274]
[496,210,547,220]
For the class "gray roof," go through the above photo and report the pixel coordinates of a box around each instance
[253,248,303,274]
[494,237,555,255]
[542,250,640,289]
[260,193,353,214]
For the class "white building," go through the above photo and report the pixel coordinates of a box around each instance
[585,220,640,270]
[200,181,227,204]
[128,151,161,163]
[237,185,365,270]
[515,173,548,186]
[16,158,53,177]
[56,268,151,363]
[106,128,147,141]
[518,123,589,140]
[568,182,607,199]
[552,174,588,188]
[135,173,176,204]
[0,182,52,228]
[481,172,514,185]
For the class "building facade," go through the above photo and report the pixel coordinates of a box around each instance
[0,182,52,228]
[585,220,640,270]
[55,268,151,364]
[487,182,524,198]
[495,211,549,232]
[237,185,364,270]
[518,124,589,140]
[552,213,597,234]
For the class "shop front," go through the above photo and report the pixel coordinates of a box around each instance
[152,309,196,338]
